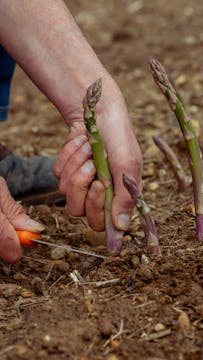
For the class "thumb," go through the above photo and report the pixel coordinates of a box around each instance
[0,177,45,233]
[0,178,45,263]
[0,212,22,263]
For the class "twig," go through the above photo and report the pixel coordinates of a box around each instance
[47,275,66,294]
[103,319,124,347]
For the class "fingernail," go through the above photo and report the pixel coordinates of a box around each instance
[81,142,91,154]
[117,214,131,230]
[81,160,95,174]
[74,135,86,146]
[25,218,45,232]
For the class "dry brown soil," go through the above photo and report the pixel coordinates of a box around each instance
[0,1,203,359]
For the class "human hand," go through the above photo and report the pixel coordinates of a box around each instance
[0,177,45,262]
[54,81,142,232]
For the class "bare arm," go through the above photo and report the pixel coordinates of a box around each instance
[0,0,142,237]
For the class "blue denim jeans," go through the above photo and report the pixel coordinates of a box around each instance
[0,45,15,121]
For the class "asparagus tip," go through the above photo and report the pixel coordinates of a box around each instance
[85,78,102,110]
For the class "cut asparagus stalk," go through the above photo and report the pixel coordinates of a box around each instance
[123,174,161,256]
[83,79,123,253]
[153,135,191,191]
[150,57,203,241]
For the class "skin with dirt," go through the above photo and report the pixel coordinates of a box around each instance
[0,1,203,359]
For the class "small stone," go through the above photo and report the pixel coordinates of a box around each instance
[154,323,165,332]
[84,228,106,247]
[137,264,153,281]
[148,182,159,191]
[124,234,132,243]
[13,272,26,281]
[98,317,113,338]
[1,284,22,298]
[106,355,119,360]
[50,247,66,260]
[141,254,150,264]
[131,255,140,267]
[35,204,52,215]
[21,288,35,298]
[43,335,51,342]
[184,35,198,45]
[57,261,69,273]
[178,311,190,329]
[31,277,44,295]
[109,339,120,348]
[176,74,187,86]
[120,248,129,258]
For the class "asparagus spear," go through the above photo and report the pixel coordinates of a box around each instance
[123,174,161,256]
[153,135,191,191]
[83,79,123,253]
[150,57,203,241]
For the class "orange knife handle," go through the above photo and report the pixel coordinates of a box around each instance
[16,230,40,246]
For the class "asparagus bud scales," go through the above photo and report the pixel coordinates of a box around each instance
[83,79,123,253]
[150,57,203,241]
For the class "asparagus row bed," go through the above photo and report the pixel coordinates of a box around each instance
[153,135,191,191]
[83,79,123,253]
[123,174,161,256]
[150,57,203,241]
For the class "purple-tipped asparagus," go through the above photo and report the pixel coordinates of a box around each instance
[123,174,161,256]
[83,79,123,253]
[150,57,203,241]
[153,135,191,191]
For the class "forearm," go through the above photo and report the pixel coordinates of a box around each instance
[0,0,118,122]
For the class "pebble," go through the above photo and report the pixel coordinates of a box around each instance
[141,254,150,264]
[131,255,140,268]
[50,247,67,260]
[178,311,190,329]
[124,234,132,243]
[98,317,113,338]
[84,228,106,247]
[13,272,27,281]
[106,355,119,360]
[137,264,153,281]
[154,323,165,332]
[21,288,35,298]
[31,276,44,295]
[148,182,159,191]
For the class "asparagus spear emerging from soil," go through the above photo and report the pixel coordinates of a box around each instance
[153,135,191,191]
[83,79,123,253]
[123,174,160,256]
[150,57,203,241]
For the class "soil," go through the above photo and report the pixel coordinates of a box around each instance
[0,1,203,359]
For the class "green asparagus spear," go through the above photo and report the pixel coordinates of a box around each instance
[83,79,123,253]
[153,135,191,191]
[123,174,160,256]
[150,58,203,241]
